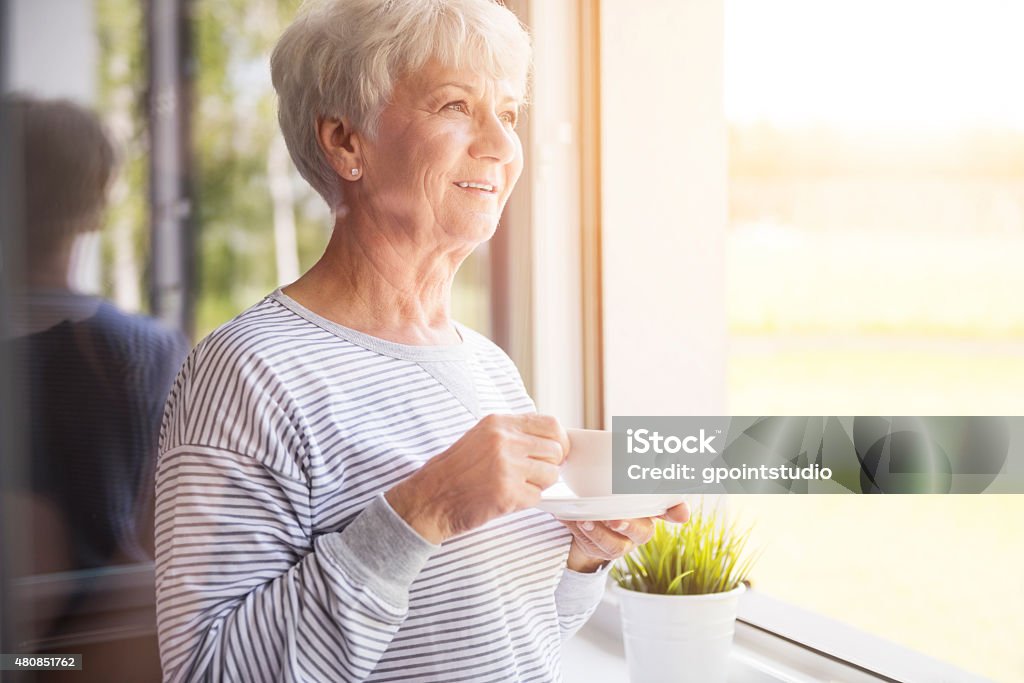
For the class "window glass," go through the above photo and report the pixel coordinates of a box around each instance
[725,2,1024,680]
[3,3,178,671]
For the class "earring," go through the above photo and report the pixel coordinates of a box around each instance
[350,168,360,176]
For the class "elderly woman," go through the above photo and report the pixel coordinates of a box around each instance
[155,0,687,680]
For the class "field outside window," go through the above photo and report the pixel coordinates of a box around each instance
[725,2,1024,681]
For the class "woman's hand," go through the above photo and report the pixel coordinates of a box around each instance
[385,413,569,544]
[562,502,691,573]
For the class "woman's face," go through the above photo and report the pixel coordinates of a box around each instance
[355,60,524,247]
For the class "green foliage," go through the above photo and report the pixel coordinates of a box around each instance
[611,503,760,596]
[95,0,149,309]
[192,0,332,339]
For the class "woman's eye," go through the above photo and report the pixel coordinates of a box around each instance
[444,101,468,114]
[499,111,518,127]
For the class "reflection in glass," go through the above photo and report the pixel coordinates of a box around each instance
[2,96,188,644]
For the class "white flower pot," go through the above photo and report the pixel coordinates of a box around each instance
[612,582,746,683]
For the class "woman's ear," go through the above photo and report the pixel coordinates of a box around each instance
[316,116,363,182]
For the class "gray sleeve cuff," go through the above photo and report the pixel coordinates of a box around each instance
[555,562,612,616]
[318,492,440,608]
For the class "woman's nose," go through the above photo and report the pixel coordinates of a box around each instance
[468,112,518,164]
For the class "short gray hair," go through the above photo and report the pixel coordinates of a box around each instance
[270,0,532,211]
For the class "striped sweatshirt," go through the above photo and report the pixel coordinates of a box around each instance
[155,289,608,682]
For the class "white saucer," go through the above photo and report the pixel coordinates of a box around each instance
[536,494,686,521]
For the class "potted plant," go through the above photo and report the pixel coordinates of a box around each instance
[610,503,760,683]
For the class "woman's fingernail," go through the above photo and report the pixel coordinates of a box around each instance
[581,521,595,531]
[612,521,628,532]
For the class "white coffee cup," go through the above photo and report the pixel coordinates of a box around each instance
[562,428,614,497]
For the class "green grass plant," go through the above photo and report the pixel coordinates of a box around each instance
[611,504,760,595]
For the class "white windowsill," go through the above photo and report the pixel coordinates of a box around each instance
[563,586,991,683]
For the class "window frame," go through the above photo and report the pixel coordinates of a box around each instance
[596,0,730,420]
[494,0,593,429]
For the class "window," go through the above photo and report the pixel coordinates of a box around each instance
[724,2,1024,680]
[595,1,1022,680]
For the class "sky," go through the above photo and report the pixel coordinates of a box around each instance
[724,0,1024,131]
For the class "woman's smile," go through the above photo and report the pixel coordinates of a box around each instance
[453,180,499,198]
